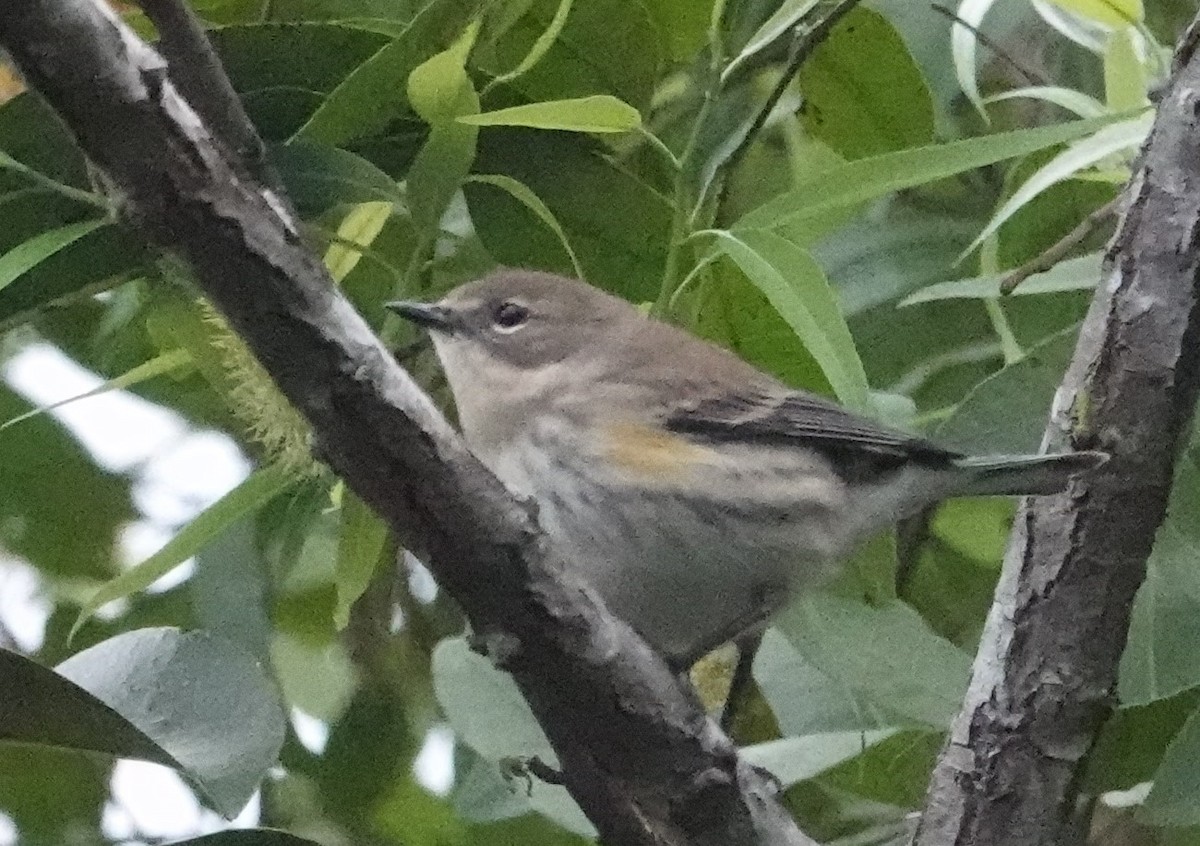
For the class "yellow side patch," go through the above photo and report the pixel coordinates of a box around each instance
[603,421,713,478]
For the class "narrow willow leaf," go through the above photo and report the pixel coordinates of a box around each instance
[722,0,821,82]
[0,349,192,432]
[405,23,481,237]
[293,1,478,145]
[984,86,1106,118]
[742,730,896,788]
[951,0,1000,120]
[1050,0,1142,27]
[704,228,870,411]
[1104,27,1149,112]
[324,201,393,283]
[0,219,107,294]
[333,491,389,629]
[458,95,641,133]
[1031,0,1110,51]
[73,465,296,638]
[485,0,574,92]
[466,174,584,277]
[963,113,1151,257]
[735,114,1126,233]
[407,20,480,125]
[900,252,1102,305]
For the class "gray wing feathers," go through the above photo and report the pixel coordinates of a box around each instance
[665,390,960,465]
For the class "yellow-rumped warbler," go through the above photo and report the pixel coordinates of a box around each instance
[387,270,1105,670]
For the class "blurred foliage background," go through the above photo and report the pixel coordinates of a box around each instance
[2,0,1199,844]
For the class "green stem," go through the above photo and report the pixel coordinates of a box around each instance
[0,157,109,210]
[379,233,434,346]
[980,236,1023,363]
[653,12,725,318]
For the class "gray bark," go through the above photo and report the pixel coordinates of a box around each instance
[915,15,1200,846]
[0,2,815,844]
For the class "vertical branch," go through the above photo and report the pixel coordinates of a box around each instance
[915,14,1200,846]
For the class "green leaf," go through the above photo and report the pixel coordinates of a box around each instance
[951,0,1000,119]
[406,24,481,236]
[294,0,482,144]
[642,0,713,61]
[1142,702,1200,825]
[469,129,671,301]
[333,490,389,629]
[1120,425,1200,705]
[0,384,135,579]
[73,465,296,637]
[984,86,1107,118]
[1104,28,1149,112]
[271,141,402,215]
[964,113,1151,257]
[432,637,595,837]
[0,219,107,294]
[735,113,1130,233]
[798,8,934,159]
[933,326,1079,455]
[900,252,1102,305]
[775,594,973,728]
[693,261,832,393]
[407,20,480,124]
[754,628,892,736]
[1086,691,1200,793]
[473,0,660,111]
[271,633,356,721]
[0,349,192,433]
[722,0,822,82]
[1,628,285,818]
[323,201,395,283]
[704,228,870,411]
[466,174,583,276]
[0,230,146,328]
[458,95,641,133]
[165,831,321,845]
[1050,0,1142,27]
[742,730,897,789]
[484,0,574,92]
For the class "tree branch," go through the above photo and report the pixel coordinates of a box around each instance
[1000,196,1120,294]
[915,15,1200,845]
[136,0,277,191]
[0,2,814,844]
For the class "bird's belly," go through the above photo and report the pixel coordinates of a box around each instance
[485,428,846,666]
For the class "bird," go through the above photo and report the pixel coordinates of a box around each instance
[387,269,1106,672]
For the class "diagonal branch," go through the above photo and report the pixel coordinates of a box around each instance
[137,0,277,190]
[915,13,1200,846]
[0,2,815,844]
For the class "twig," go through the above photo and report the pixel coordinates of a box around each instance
[1000,196,1121,294]
[929,3,1051,89]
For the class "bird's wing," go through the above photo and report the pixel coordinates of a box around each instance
[663,388,960,467]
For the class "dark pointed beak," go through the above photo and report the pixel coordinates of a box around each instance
[385,301,458,333]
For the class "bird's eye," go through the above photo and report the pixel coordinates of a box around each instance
[492,301,530,331]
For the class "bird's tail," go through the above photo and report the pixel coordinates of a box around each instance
[953,450,1108,497]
